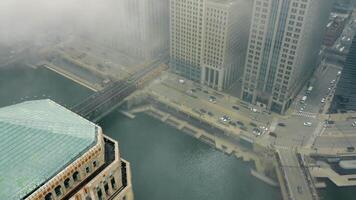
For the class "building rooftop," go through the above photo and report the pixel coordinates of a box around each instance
[0,99,98,200]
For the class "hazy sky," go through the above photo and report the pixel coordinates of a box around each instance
[0,0,120,45]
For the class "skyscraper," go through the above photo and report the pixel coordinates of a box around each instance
[332,35,356,112]
[241,0,332,114]
[170,0,252,91]
[110,0,169,60]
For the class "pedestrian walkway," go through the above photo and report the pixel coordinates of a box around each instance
[292,111,317,119]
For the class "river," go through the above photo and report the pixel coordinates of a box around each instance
[0,64,354,200]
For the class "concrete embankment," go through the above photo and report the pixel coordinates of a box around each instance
[124,92,280,188]
[42,63,99,92]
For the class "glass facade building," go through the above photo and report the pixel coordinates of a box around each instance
[332,35,356,112]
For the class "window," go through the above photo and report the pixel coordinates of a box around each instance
[45,193,53,200]
[93,160,97,168]
[97,188,103,200]
[64,178,70,189]
[73,171,80,182]
[104,182,110,195]
[111,177,117,189]
[55,185,62,197]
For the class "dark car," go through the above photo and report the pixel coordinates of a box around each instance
[278,123,286,127]
[207,112,214,116]
[250,122,257,127]
[269,132,277,137]
[203,90,209,94]
[200,109,207,114]
[232,105,239,110]
[236,121,244,126]
[229,121,237,127]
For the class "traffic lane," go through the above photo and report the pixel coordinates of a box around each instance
[152,80,267,136]
[314,136,356,148]
[274,116,319,146]
[161,74,272,125]
[150,82,267,137]
[325,121,356,135]
[278,150,313,200]
[305,66,339,113]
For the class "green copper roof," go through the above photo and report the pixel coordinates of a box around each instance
[0,99,97,200]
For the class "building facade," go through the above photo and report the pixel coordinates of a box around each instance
[332,35,356,112]
[170,0,252,91]
[111,0,170,61]
[241,0,332,114]
[0,100,133,200]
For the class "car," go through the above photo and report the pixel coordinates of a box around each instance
[208,97,217,104]
[240,126,248,131]
[337,71,342,76]
[321,98,326,103]
[278,123,286,127]
[304,122,312,127]
[269,132,277,137]
[352,121,356,127]
[179,79,185,84]
[330,80,336,84]
[253,128,262,136]
[209,96,216,100]
[250,122,257,127]
[203,90,209,94]
[220,115,231,122]
[229,121,237,127]
[250,107,258,112]
[207,112,214,116]
[232,105,239,110]
[200,109,207,114]
[236,121,244,126]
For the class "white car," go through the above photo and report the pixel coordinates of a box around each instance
[321,98,326,103]
[304,122,312,127]
[179,79,185,84]
[352,122,356,127]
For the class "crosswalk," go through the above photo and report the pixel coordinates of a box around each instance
[292,111,317,119]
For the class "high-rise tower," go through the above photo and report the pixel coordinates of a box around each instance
[241,0,332,114]
[170,0,252,91]
[332,35,356,112]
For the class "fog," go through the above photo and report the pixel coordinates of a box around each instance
[0,0,169,60]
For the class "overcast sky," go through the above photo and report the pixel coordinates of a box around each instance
[0,0,121,45]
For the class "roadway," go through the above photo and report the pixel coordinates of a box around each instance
[277,149,315,200]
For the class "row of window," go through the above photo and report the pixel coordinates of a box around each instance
[44,160,98,200]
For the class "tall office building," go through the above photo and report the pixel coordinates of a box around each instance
[170,0,252,91]
[111,0,169,60]
[241,0,332,114]
[332,35,356,112]
[0,100,133,200]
